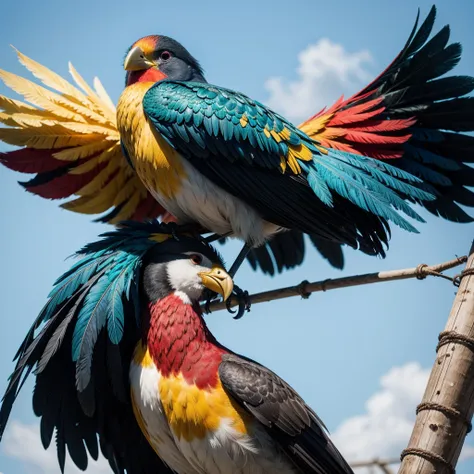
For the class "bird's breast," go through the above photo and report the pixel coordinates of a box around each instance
[117,82,186,200]
[130,342,297,473]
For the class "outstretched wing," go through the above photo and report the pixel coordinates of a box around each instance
[0,49,166,224]
[219,354,353,474]
[0,50,344,274]
[299,5,474,223]
[144,79,435,256]
[0,222,176,474]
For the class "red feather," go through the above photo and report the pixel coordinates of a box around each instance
[24,162,108,199]
[0,148,65,174]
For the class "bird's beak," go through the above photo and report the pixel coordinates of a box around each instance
[199,266,233,301]
[124,46,155,71]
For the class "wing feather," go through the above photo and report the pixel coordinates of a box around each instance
[0,50,166,224]
[219,354,353,474]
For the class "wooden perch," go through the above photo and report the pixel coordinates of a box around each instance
[398,240,474,474]
[206,255,468,312]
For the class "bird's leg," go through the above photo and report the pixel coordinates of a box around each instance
[226,285,251,320]
[165,222,209,240]
[228,243,252,278]
[204,231,232,244]
[223,243,252,318]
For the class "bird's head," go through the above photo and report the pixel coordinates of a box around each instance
[124,35,205,86]
[142,237,232,305]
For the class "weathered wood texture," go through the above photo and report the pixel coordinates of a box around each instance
[398,240,474,474]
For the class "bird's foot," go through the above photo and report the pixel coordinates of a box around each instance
[202,288,219,313]
[227,284,251,320]
[165,222,209,240]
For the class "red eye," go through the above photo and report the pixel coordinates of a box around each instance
[190,254,202,265]
[160,51,171,61]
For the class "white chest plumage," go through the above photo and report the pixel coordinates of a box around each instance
[129,356,297,474]
[149,158,281,247]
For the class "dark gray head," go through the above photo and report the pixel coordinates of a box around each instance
[142,237,232,304]
[124,35,206,86]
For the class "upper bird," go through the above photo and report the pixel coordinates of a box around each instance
[1,5,473,275]
[0,222,353,474]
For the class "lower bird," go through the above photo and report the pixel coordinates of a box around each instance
[0,222,353,474]
[1,5,473,278]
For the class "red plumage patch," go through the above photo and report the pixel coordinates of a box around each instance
[146,295,225,389]
[126,68,167,86]
[24,162,108,199]
[0,148,65,174]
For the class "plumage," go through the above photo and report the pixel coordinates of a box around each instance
[0,222,354,473]
[1,6,473,276]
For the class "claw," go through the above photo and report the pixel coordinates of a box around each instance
[202,288,219,314]
[227,285,251,320]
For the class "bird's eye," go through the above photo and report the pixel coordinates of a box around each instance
[160,51,171,61]
[190,254,203,265]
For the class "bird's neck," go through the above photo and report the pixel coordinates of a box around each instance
[145,293,225,388]
[126,68,167,86]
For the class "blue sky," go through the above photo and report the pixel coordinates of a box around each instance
[1,0,474,473]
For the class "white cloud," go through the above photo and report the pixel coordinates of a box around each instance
[265,39,373,123]
[2,421,110,474]
[332,362,474,472]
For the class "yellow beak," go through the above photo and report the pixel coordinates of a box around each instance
[199,266,233,301]
[124,46,155,71]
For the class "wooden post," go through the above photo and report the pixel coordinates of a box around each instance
[398,240,474,474]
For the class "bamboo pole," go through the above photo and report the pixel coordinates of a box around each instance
[398,240,474,474]
[206,255,467,312]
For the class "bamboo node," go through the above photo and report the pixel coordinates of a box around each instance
[416,402,472,433]
[400,448,455,473]
[453,268,474,287]
[436,331,474,354]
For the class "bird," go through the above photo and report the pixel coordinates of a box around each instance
[1,5,473,278]
[0,222,354,474]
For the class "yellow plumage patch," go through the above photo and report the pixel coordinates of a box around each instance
[239,114,248,128]
[117,82,186,200]
[133,341,155,368]
[159,374,249,442]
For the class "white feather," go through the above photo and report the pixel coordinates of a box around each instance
[150,159,282,247]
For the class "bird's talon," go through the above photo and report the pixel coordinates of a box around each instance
[228,286,251,320]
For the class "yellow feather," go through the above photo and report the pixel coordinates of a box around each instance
[111,191,141,220]
[0,112,21,127]
[68,62,116,123]
[52,122,117,137]
[0,69,85,122]
[14,48,93,107]
[67,154,102,175]
[61,175,123,213]
[270,130,281,142]
[298,113,333,137]
[0,113,57,128]
[93,77,116,113]
[52,140,111,161]
[75,159,121,196]
[0,95,45,114]
[286,148,302,174]
[112,178,138,207]
[0,126,102,148]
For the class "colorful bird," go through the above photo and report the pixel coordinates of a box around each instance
[1,6,473,277]
[0,222,353,474]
